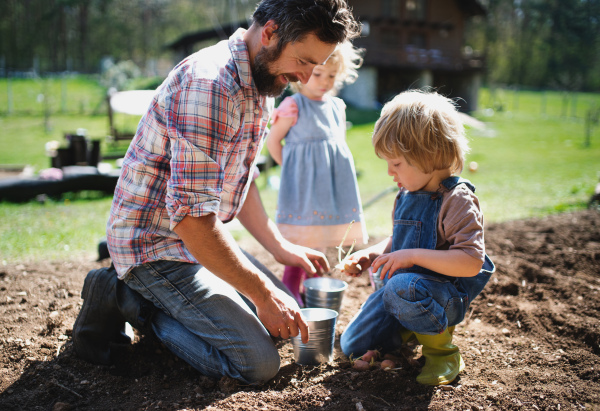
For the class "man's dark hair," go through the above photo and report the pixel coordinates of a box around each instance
[252,0,360,53]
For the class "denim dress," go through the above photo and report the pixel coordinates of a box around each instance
[275,93,366,248]
[341,177,495,356]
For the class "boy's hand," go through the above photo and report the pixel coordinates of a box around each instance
[372,250,416,279]
[338,252,371,277]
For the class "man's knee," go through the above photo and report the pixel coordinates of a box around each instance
[241,344,280,384]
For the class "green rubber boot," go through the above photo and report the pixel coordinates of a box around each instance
[399,328,416,344]
[414,326,465,386]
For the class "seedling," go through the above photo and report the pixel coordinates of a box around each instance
[334,220,356,272]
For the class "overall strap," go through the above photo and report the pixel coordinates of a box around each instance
[441,176,476,193]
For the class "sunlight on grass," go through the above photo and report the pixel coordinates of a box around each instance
[1,84,599,261]
[0,197,113,263]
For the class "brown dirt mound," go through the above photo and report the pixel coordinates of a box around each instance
[1,210,599,410]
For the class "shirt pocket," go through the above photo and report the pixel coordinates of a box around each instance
[392,219,422,249]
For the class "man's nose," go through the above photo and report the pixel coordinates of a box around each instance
[297,72,311,84]
[298,66,315,84]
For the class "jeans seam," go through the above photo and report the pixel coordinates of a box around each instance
[411,276,446,333]
[159,335,225,377]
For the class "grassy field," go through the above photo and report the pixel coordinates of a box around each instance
[0,75,139,169]
[1,77,599,262]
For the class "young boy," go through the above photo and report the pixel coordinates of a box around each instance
[339,90,495,386]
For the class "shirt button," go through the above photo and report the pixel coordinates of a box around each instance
[254,108,259,114]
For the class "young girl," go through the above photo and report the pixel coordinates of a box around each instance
[267,42,368,306]
[339,90,495,386]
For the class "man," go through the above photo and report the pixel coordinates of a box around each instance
[73,0,360,384]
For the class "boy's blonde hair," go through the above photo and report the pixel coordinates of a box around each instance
[372,90,469,175]
[290,41,364,94]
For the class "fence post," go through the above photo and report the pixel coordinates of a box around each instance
[7,77,13,115]
[585,110,592,148]
[585,104,600,148]
[43,77,51,133]
[61,74,67,114]
[541,91,546,116]
[561,92,569,118]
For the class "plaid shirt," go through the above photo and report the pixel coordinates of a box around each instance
[107,29,273,277]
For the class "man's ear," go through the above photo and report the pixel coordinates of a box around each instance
[260,20,279,47]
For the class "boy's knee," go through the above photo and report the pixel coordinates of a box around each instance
[340,331,352,356]
[340,328,367,357]
[384,275,431,304]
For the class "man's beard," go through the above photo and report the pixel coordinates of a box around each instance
[252,45,298,97]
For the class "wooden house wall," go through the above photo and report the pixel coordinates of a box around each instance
[342,0,484,111]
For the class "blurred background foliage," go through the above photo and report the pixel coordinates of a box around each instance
[0,0,598,92]
[467,0,600,91]
[0,0,255,75]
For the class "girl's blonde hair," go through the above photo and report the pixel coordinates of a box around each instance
[372,90,469,175]
[290,41,364,94]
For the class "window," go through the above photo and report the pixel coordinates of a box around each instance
[381,28,400,45]
[407,33,426,48]
[382,0,401,18]
[406,0,426,20]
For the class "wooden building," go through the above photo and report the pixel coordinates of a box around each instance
[342,0,486,112]
[166,0,486,112]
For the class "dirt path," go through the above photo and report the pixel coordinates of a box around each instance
[1,210,599,410]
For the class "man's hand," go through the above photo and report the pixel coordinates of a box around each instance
[271,241,330,276]
[236,181,329,276]
[254,286,310,343]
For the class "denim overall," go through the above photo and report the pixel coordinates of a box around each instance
[341,177,495,356]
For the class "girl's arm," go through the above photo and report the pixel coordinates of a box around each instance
[372,248,483,279]
[341,101,347,142]
[266,116,295,165]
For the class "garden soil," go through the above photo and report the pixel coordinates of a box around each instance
[1,209,599,410]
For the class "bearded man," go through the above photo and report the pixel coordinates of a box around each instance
[73,0,360,384]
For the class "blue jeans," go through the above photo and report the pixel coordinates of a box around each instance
[123,255,285,384]
[341,270,489,357]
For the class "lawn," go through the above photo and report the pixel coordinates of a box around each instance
[1,78,599,262]
[339,88,600,235]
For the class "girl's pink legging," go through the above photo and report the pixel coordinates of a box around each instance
[282,265,321,307]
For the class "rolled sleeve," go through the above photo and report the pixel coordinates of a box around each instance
[106,29,270,276]
[163,76,239,229]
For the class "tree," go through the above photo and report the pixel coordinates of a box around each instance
[0,0,254,74]
[466,0,600,91]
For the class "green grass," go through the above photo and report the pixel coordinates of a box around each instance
[0,76,140,170]
[0,75,105,116]
[0,195,113,263]
[0,114,111,169]
[1,80,599,262]
[465,113,596,222]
